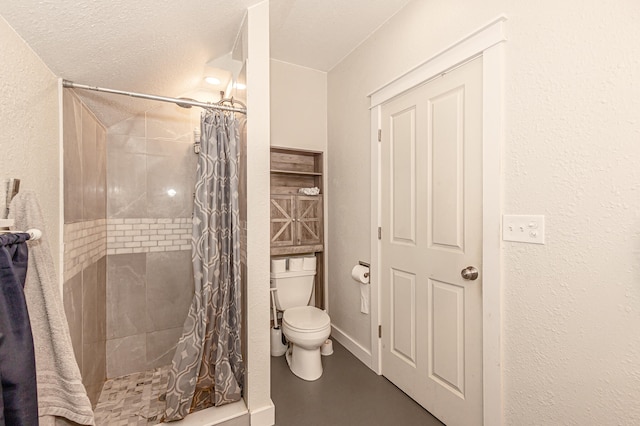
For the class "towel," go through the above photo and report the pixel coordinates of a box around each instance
[0,232,38,425]
[9,191,95,425]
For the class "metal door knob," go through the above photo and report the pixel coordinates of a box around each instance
[461,266,479,280]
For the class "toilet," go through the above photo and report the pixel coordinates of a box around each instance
[270,256,330,381]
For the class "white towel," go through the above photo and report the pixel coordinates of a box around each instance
[9,191,95,425]
[298,187,320,196]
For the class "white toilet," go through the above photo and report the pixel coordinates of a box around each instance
[270,256,330,381]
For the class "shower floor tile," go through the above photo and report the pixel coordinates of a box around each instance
[94,365,170,425]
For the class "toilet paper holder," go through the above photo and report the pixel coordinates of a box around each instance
[358,261,370,278]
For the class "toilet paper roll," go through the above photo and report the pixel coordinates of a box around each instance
[302,256,317,271]
[271,259,286,273]
[351,264,370,284]
[360,283,370,314]
[289,257,304,271]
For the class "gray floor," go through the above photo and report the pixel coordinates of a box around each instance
[271,340,444,426]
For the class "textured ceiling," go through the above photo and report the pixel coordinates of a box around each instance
[0,0,410,127]
[270,0,410,71]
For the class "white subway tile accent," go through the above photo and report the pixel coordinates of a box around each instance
[106,218,191,254]
[63,218,107,280]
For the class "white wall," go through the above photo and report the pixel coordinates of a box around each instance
[244,1,275,425]
[270,59,327,152]
[327,0,640,424]
[270,59,328,310]
[0,15,60,270]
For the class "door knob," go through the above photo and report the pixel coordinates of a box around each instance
[461,266,479,281]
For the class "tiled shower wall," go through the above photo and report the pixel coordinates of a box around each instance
[105,102,197,377]
[62,90,107,406]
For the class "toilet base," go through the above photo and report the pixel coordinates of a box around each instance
[285,343,323,381]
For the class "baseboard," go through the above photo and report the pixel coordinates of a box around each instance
[249,401,275,426]
[330,324,372,369]
[167,400,248,426]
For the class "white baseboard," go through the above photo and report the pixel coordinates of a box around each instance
[250,401,275,426]
[168,400,247,426]
[330,324,373,369]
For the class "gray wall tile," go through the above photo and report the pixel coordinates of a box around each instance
[63,91,83,223]
[146,251,194,331]
[82,110,98,220]
[107,135,147,218]
[107,253,147,339]
[85,383,102,409]
[82,340,106,388]
[109,113,145,137]
[97,256,107,341]
[63,271,83,371]
[82,261,99,343]
[145,102,192,141]
[103,102,199,376]
[82,257,107,345]
[62,92,108,404]
[96,124,107,219]
[146,327,183,370]
[106,334,146,378]
[146,139,197,218]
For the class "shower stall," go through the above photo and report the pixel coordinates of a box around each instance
[61,81,248,423]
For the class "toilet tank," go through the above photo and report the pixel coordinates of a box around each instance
[270,269,316,311]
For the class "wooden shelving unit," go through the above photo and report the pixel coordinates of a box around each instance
[270,146,325,309]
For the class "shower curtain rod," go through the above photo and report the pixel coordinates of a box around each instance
[62,80,247,114]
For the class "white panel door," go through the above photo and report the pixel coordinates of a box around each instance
[380,57,483,426]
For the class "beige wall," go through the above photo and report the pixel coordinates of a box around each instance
[270,59,327,152]
[327,0,640,424]
[244,1,275,423]
[0,15,60,268]
[270,58,328,309]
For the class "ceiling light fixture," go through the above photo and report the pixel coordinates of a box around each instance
[205,76,221,85]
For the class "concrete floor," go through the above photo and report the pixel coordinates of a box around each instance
[271,339,444,426]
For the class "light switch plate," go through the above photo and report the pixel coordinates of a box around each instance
[502,215,545,244]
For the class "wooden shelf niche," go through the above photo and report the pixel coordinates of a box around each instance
[270,146,325,308]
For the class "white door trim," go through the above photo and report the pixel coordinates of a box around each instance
[369,15,506,426]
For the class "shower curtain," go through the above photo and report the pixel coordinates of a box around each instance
[164,110,244,421]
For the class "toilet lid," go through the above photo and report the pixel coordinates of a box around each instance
[282,306,330,332]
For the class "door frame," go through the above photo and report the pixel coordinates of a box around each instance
[368,16,507,426]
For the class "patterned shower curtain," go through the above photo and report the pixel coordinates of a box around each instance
[164,109,244,421]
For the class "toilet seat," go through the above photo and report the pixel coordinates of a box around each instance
[281,306,331,381]
[282,306,330,333]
